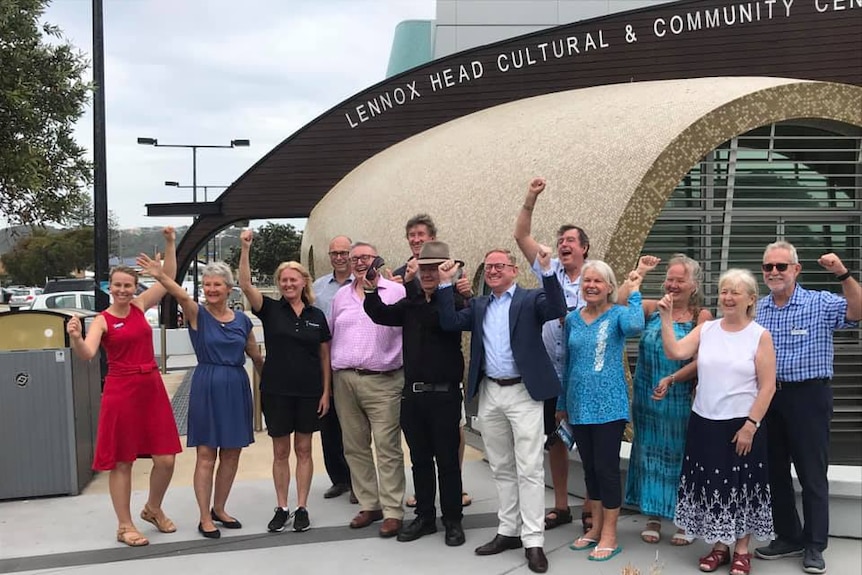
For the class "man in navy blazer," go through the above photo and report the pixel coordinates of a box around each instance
[436,247,564,574]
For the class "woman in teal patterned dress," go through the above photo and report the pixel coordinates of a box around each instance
[622,254,712,545]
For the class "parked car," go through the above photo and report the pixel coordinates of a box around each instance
[43,277,98,294]
[8,287,43,309]
[27,291,97,312]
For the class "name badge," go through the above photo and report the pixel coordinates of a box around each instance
[790,328,807,336]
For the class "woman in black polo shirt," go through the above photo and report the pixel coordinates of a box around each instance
[239,230,332,533]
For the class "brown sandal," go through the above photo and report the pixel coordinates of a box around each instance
[140,505,177,533]
[544,507,573,530]
[730,552,752,575]
[699,546,731,572]
[116,526,149,547]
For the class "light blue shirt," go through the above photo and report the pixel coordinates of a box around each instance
[482,284,519,379]
[756,283,856,381]
[312,273,353,325]
[531,258,585,378]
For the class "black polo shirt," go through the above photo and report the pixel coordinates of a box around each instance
[364,289,464,387]
[253,296,331,397]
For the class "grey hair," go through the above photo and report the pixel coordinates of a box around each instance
[582,260,619,303]
[763,240,799,264]
[350,241,377,254]
[666,253,704,312]
[718,268,759,319]
[201,261,235,288]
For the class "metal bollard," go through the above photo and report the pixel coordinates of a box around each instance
[160,324,168,374]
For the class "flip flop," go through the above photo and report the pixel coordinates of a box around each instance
[569,536,598,551]
[588,546,623,562]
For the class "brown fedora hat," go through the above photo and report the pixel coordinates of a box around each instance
[416,241,464,267]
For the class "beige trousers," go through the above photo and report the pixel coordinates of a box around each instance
[333,369,405,520]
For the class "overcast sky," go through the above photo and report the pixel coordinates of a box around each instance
[41,0,435,230]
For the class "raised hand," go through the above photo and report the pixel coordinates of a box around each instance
[637,255,660,276]
[455,267,472,298]
[162,226,176,242]
[137,253,164,279]
[536,244,552,272]
[438,259,459,284]
[624,270,643,290]
[528,177,546,197]
[818,252,847,276]
[66,314,83,339]
[240,229,253,248]
[403,257,419,284]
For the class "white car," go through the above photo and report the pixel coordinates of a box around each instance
[26,291,96,312]
[8,287,44,309]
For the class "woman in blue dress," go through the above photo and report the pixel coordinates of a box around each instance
[139,257,263,539]
[559,260,644,562]
[621,254,712,546]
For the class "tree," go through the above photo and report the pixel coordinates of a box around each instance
[225,222,303,281]
[1,227,92,285]
[0,0,92,226]
[66,194,121,255]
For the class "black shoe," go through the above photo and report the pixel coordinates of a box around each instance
[397,516,437,542]
[803,548,826,574]
[198,522,221,539]
[443,519,465,547]
[323,483,350,499]
[211,508,242,529]
[525,547,548,573]
[754,539,804,560]
[293,507,310,532]
[475,534,522,555]
[267,507,291,533]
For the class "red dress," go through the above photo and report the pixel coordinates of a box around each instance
[92,305,181,470]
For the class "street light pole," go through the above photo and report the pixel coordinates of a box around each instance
[137,138,249,301]
[164,182,229,262]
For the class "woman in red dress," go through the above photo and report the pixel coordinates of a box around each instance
[67,227,182,547]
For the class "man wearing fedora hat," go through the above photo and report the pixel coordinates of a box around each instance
[437,245,565,573]
[364,240,468,547]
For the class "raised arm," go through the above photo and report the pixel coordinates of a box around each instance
[137,251,199,328]
[657,293,702,360]
[819,252,862,321]
[239,229,264,312]
[437,260,474,331]
[67,314,107,361]
[513,177,546,266]
[619,255,660,313]
[534,246,566,322]
[135,226,177,311]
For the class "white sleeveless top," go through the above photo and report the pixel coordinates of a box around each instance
[693,319,766,420]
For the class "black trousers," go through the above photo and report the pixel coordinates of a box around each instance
[400,386,463,522]
[765,382,832,552]
[320,394,351,486]
[571,419,626,510]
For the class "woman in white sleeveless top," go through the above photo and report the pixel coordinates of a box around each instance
[657,269,776,575]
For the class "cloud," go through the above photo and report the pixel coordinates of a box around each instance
[34,0,435,229]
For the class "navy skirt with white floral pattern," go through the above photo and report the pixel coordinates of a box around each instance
[674,412,775,545]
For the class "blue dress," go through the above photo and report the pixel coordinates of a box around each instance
[187,304,255,448]
[624,311,694,519]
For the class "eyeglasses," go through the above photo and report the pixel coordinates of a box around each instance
[484,263,515,272]
[328,250,349,259]
[349,254,376,264]
[761,263,791,272]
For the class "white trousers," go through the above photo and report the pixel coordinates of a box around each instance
[478,377,545,548]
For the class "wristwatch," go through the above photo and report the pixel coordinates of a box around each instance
[746,417,761,429]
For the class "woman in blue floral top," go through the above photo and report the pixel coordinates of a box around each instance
[557,260,644,562]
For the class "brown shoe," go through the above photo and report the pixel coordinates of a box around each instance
[349,509,384,529]
[379,518,402,538]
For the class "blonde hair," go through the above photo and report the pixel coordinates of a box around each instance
[582,260,619,303]
[718,268,759,319]
[665,253,703,315]
[109,265,138,284]
[274,261,315,305]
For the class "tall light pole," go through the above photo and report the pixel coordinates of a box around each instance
[164,181,229,261]
[137,138,249,300]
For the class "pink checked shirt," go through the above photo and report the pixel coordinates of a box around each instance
[330,278,405,371]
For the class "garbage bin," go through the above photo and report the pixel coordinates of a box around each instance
[0,309,101,499]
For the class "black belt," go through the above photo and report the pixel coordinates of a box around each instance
[350,368,399,377]
[410,382,455,393]
[776,378,829,391]
[487,376,522,386]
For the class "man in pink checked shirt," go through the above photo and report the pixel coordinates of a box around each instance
[330,241,407,538]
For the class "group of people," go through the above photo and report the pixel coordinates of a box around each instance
[66,178,859,575]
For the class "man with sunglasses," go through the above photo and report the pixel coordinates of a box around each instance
[312,236,355,502]
[437,246,565,573]
[515,176,593,534]
[754,241,861,574]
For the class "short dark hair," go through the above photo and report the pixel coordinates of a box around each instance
[556,225,590,258]
[405,214,437,238]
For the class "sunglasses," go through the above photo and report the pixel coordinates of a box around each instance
[761,263,791,272]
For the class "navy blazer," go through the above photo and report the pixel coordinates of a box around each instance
[437,274,566,402]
